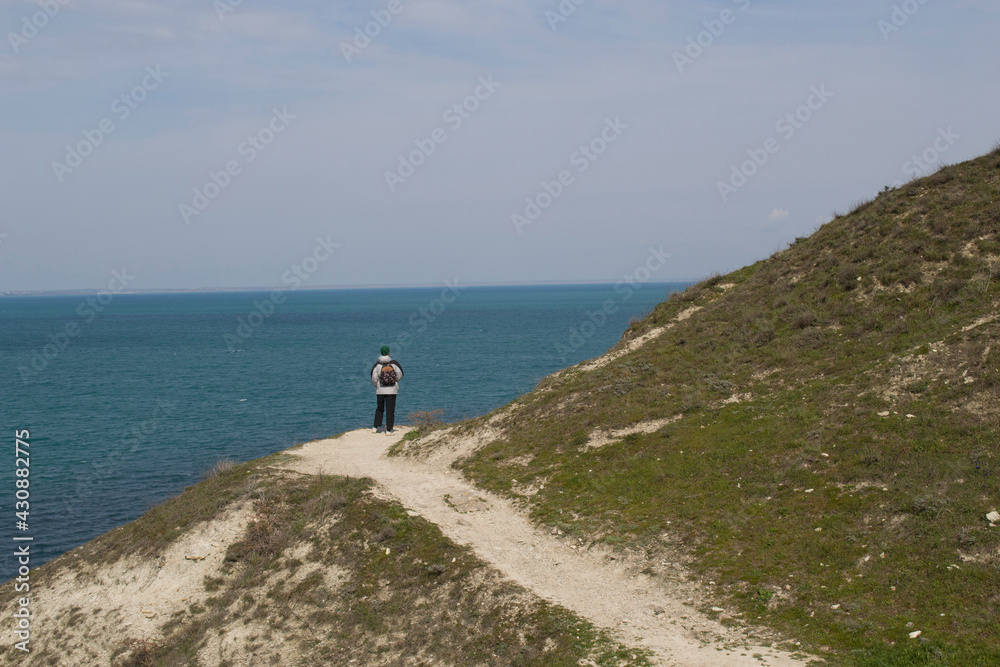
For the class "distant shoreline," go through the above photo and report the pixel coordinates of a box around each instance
[0,281,692,298]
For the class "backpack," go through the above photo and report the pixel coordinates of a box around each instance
[379,363,397,387]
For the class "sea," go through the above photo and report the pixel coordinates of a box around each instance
[0,283,684,576]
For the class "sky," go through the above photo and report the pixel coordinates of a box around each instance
[1,0,998,292]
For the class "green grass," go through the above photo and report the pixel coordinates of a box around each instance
[1,463,652,666]
[122,472,650,666]
[455,148,1000,665]
[6,147,999,667]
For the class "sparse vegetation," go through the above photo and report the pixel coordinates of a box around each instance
[5,147,1000,666]
[457,150,1000,665]
[390,409,448,451]
[1,463,650,666]
[204,456,237,479]
[407,408,446,431]
[112,637,168,667]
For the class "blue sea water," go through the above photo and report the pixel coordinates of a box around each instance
[0,283,683,575]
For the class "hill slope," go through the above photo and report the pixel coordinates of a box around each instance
[3,147,998,666]
[0,453,654,666]
[443,147,1000,665]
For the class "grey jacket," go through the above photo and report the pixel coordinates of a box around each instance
[371,356,404,395]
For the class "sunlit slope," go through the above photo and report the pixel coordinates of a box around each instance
[457,147,1000,665]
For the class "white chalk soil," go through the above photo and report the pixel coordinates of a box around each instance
[283,429,813,667]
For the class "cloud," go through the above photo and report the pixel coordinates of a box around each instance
[2,0,1000,290]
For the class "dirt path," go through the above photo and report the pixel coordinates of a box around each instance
[282,430,811,666]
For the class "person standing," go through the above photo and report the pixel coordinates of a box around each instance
[371,345,404,435]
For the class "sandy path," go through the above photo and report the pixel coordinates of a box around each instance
[282,430,811,667]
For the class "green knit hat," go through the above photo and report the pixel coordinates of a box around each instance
[380,345,390,356]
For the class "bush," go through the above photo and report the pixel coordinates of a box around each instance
[702,273,724,288]
[792,310,818,330]
[850,198,876,215]
[837,264,862,291]
[113,638,168,667]
[204,457,237,480]
[407,409,445,431]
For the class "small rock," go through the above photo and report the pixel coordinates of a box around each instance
[909,630,922,639]
[831,604,840,610]
[652,606,665,616]
[805,489,815,493]
[878,411,890,417]
[906,414,916,419]
[905,622,914,628]
[711,607,724,612]
[986,511,1000,523]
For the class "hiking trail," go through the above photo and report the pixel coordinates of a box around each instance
[282,429,812,667]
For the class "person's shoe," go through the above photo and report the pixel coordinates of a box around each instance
[372,428,379,434]
[385,430,395,435]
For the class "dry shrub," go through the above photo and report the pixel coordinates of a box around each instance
[113,638,167,667]
[792,310,818,330]
[407,409,445,430]
[204,456,237,480]
[837,263,862,291]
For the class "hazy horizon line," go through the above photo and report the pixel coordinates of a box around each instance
[0,279,696,297]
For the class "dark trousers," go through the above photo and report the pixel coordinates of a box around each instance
[374,394,397,431]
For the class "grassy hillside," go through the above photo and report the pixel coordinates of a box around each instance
[0,454,649,666]
[449,148,1000,665]
[5,147,997,667]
